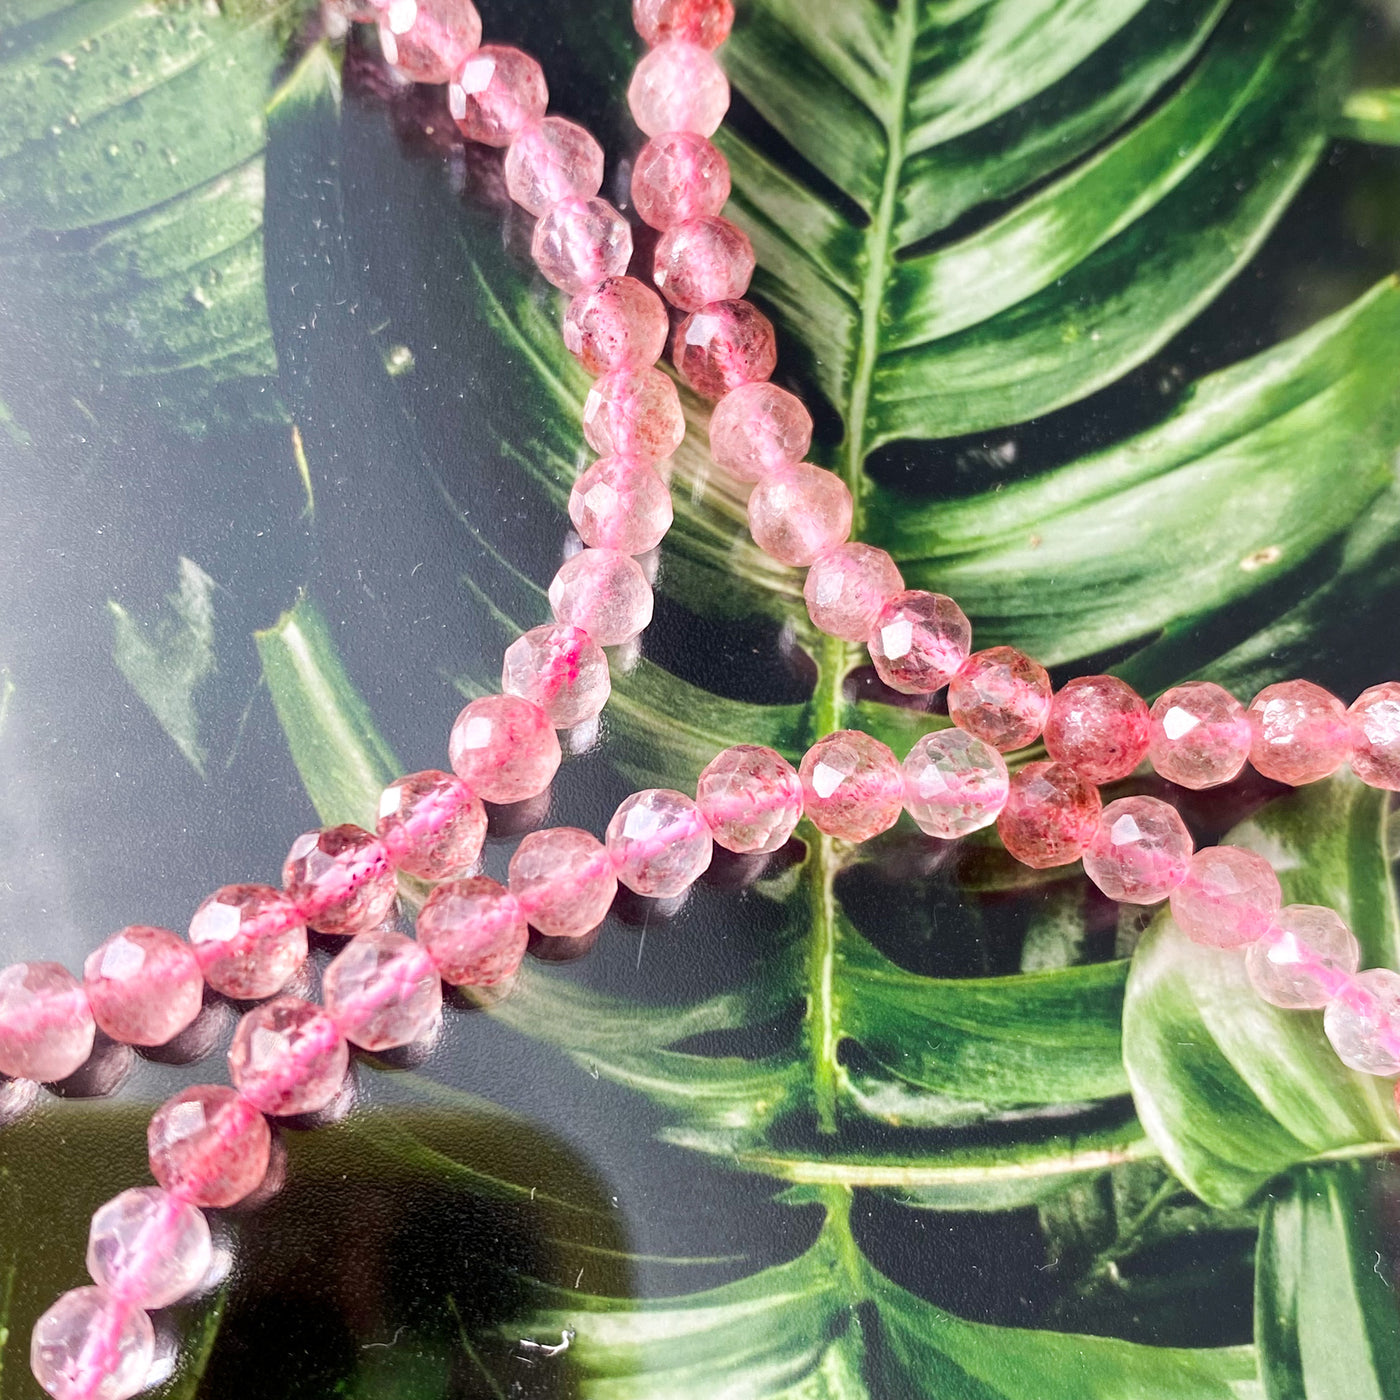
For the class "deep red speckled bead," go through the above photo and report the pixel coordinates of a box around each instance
[283,825,397,937]
[1044,676,1151,784]
[996,760,1102,869]
[562,277,669,376]
[633,0,734,48]
[672,300,777,400]
[148,1084,271,1208]
[947,647,1052,753]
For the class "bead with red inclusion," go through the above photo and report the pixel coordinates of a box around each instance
[1044,675,1151,784]
[502,623,611,728]
[1245,906,1359,1009]
[531,197,633,295]
[283,825,397,936]
[0,961,95,1082]
[947,647,1052,753]
[747,464,852,567]
[1247,680,1352,786]
[87,1186,212,1310]
[563,277,669,376]
[378,0,481,85]
[901,730,1009,839]
[323,929,442,1052]
[548,548,654,646]
[148,1084,271,1207]
[633,0,734,48]
[697,744,804,854]
[709,381,812,481]
[628,40,730,137]
[996,760,1102,870]
[417,877,528,985]
[1148,681,1251,790]
[376,770,485,881]
[505,118,604,217]
[799,731,903,842]
[187,884,307,1001]
[82,926,202,1048]
[804,543,904,643]
[584,367,686,463]
[631,132,731,231]
[509,827,618,935]
[867,590,972,696]
[1349,681,1400,790]
[30,1286,153,1400]
[448,694,561,804]
[672,299,777,399]
[654,216,754,312]
[1082,796,1193,905]
[606,790,714,896]
[449,45,547,147]
[1168,845,1280,948]
[228,996,349,1117]
[568,457,674,555]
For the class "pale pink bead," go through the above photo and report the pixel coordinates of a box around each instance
[569,457,674,554]
[283,824,397,936]
[1044,675,1151,784]
[504,118,604,217]
[628,40,730,137]
[1149,682,1251,790]
[947,647,1052,752]
[901,730,1009,839]
[548,548,654,646]
[1246,905,1360,1009]
[502,623,611,728]
[323,929,442,1052]
[696,744,803,854]
[799,731,903,842]
[583,367,685,463]
[448,45,547,147]
[1324,969,1400,1076]
[996,760,1103,870]
[654,217,754,312]
[633,0,733,47]
[1169,845,1281,948]
[1248,679,1352,786]
[187,884,307,1001]
[1349,682,1400,790]
[803,545,903,642]
[606,789,714,896]
[747,464,852,566]
[228,996,349,1117]
[509,827,617,935]
[0,962,94,1082]
[532,197,633,295]
[148,1084,271,1208]
[672,299,777,399]
[417,877,528,985]
[82,926,202,1048]
[868,590,973,696]
[563,277,669,375]
[448,694,562,804]
[631,131,731,230]
[87,1187,211,1309]
[1082,796,1193,905]
[31,1286,154,1400]
[378,0,481,84]
[376,769,486,881]
[708,381,812,481]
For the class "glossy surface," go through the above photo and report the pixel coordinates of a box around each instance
[606,790,714,897]
[87,1186,212,1309]
[227,996,350,1117]
[947,647,1052,753]
[147,1085,272,1208]
[187,885,307,1001]
[900,730,1009,839]
[323,929,443,1051]
[1245,906,1361,1009]
[696,744,804,854]
[798,731,903,842]
[448,694,562,804]
[1247,680,1352,786]
[376,770,486,881]
[1148,682,1252,789]
[81,926,201,1047]
[867,591,973,696]
[508,827,618,936]
[501,623,612,728]
[1169,845,1282,948]
[1044,676,1151,784]
[996,761,1103,870]
[1081,796,1193,904]
[283,824,397,936]
[416,877,529,985]
[0,962,95,1082]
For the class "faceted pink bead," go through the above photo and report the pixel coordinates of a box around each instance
[1247,679,1352,786]
[548,548,654,646]
[798,731,903,842]
[947,647,1052,753]
[1044,675,1151,784]
[747,464,853,567]
[629,40,730,137]
[583,367,686,464]
[654,216,754,312]
[696,744,803,854]
[1349,682,1400,790]
[87,1187,211,1309]
[901,730,1009,839]
[1169,845,1281,948]
[631,131,731,231]
[803,544,903,643]
[563,277,669,376]
[376,769,486,881]
[82,927,202,1048]
[448,694,562,804]
[283,824,397,936]
[708,381,813,482]
[0,962,94,1082]
[606,789,714,896]
[672,300,777,400]
[568,457,674,554]
[378,0,481,84]
[633,0,734,48]
[228,996,349,1117]
[996,760,1103,870]
[187,884,307,1001]
[502,623,611,728]
[504,118,604,217]
[531,196,633,295]
[1323,969,1400,1076]
[868,590,973,697]
[1148,682,1251,790]
[1245,905,1360,1009]
[448,45,547,147]
[509,827,618,936]
[1082,796,1193,905]
[30,1286,154,1400]
[148,1084,271,1208]
[417,877,528,985]
[323,929,442,1052]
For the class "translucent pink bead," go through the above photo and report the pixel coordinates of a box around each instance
[1169,845,1281,948]
[82,927,202,1048]
[148,1084,271,1207]
[378,0,481,84]
[548,548,654,646]
[799,731,903,842]
[228,996,349,1117]
[1148,682,1251,790]
[996,760,1103,870]
[747,464,853,567]
[583,367,685,464]
[509,827,617,936]
[709,381,813,481]
[633,0,733,47]
[631,132,731,231]
[868,590,973,696]
[1324,969,1400,1077]
[1246,906,1360,1009]
[417,877,528,985]
[504,118,604,217]
[696,744,803,854]
[654,217,754,312]
[803,544,903,642]
[1044,675,1151,784]
[283,824,397,936]
[502,623,611,728]
[568,457,674,554]
[1349,682,1400,790]
[87,1187,211,1309]
[901,730,1009,839]
[606,789,714,896]
[947,647,1052,752]
[672,299,777,400]
[0,962,94,1082]
[376,769,486,881]
[563,277,669,375]
[531,196,633,295]
[448,694,562,803]
[628,39,730,137]
[1082,796,1192,905]
[31,1286,154,1400]
[323,929,442,1052]
[1247,679,1352,786]
[449,45,547,147]
[187,884,307,1001]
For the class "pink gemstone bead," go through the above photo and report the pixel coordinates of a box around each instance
[448,694,562,804]
[947,647,1052,752]
[583,367,686,464]
[448,45,547,147]
[1169,845,1281,948]
[1082,796,1193,905]
[148,1084,271,1207]
[868,590,973,697]
[563,277,669,376]
[504,118,604,217]
[633,0,734,48]
[606,789,714,896]
[901,730,1009,839]
[548,548,655,646]
[1247,679,1352,786]
[996,760,1103,870]
[82,926,202,1048]
[187,884,307,1001]
[377,0,481,84]
[629,39,730,137]
[1325,969,1400,1076]
[672,299,777,400]
[696,744,803,854]
[30,1286,154,1400]
[228,996,349,1117]
[1349,682,1400,790]
[1245,905,1360,1009]
[0,962,94,1082]
[799,731,903,842]
[631,131,731,231]
[654,216,754,312]
[283,824,397,936]
[1044,675,1151,784]
[568,457,674,554]
[87,1187,211,1309]
[323,929,442,1052]
[417,877,528,985]
[502,623,611,728]
[708,381,813,481]
[803,545,903,643]
[531,196,633,295]
[1148,681,1251,790]
[508,827,618,936]
[747,464,853,567]
[375,769,486,881]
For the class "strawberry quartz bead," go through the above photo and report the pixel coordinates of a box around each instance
[228,996,349,1117]
[82,926,202,1047]
[996,760,1102,870]
[633,0,734,48]
[804,544,903,643]
[505,118,605,217]
[323,929,442,1052]
[697,744,804,854]
[747,465,853,567]
[1148,681,1252,790]
[148,1085,271,1207]
[449,694,561,804]
[799,731,903,842]
[508,827,617,936]
[947,647,1052,753]
[1324,970,1400,1076]
[283,824,397,937]
[417,877,528,985]
[87,1187,212,1309]
[584,367,686,464]
[1349,682,1400,790]
[449,46,547,147]
[187,884,306,1000]
[606,790,714,896]
[1169,845,1281,948]
[569,457,674,554]
[563,277,669,375]
[378,0,481,84]
[901,730,1009,839]
[654,217,755,312]
[502,623,611,728]
[1245,906,1360,1009]
[0,962,94,1082]
[868,590,973,696]
[629,40,730,137]
[31,1286,154,1400]
[1044,676,1151,784]
[673,300,778,400]
[1247,680,1352,786]
[1082,796,1193,905]
[531,197,633,295]
[375,770,485,881]
[709,381,813,482]
[632,132,731,231]
[549,548,655,646]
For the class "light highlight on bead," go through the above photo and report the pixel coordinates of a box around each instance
[901,730,1009,839]
[1082,796,1192,905]
[697,744,803,854]
[448,694,562,804]
[509,827,618,935]
[82,927,202,1048]
[799,731,903,842]
[606,789,714,896]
